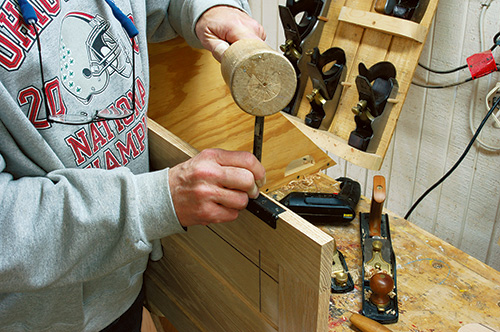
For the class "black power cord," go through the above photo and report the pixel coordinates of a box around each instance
[404,94,500,220]
[412,32,500,88]
[418,62,468,74]
[411,77,474,89]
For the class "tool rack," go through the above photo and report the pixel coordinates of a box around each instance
[286,0,439,170]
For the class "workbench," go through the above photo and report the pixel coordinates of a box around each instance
[270,172,500,331]
[146,169,500,331]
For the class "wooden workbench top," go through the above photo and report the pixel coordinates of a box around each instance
[271,172,500,331]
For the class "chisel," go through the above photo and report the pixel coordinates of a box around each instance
[216,39,297,162]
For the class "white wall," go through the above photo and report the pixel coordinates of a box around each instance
[247,0,500,271]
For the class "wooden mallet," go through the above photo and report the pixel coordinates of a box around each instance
[215,39,297,161]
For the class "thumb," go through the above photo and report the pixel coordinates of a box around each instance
[212,40,230,62]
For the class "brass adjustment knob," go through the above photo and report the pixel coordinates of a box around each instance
[279,39,301,61]
[333,271,349,287]
[306,88,327,106]
[352,99,367,115]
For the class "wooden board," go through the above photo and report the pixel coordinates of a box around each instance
[270,172,500,331]
[286,0,439,170]
[147,38,334,193]
[145,120,336,332]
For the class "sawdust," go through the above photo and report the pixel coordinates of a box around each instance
[270,172,341,201]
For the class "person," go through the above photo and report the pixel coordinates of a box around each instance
[0,0,266,331]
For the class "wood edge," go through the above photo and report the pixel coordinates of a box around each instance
[275,208,336,293]
[419,0,440,27]
[277,265,331,332]
[338,7,428,43]
[147,118,199,169]
[282,113,384,170]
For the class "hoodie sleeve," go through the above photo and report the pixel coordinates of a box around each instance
[0,145,185,293]
[145,0,251,48]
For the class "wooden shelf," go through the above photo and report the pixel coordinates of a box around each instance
[338,7,428,43]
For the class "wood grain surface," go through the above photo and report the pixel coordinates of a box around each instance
[147,38,334,193]
[146,122,336,332]
[270,172,500,331]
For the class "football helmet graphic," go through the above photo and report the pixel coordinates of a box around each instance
[59,12,133,104]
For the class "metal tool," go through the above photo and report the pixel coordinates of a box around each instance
[360,176,398,324]
[304,47,347,129]
[330,242,355,293]
[374,0,397,15]
[218,39,297,228]
[348,62,398,152]
[279,177,360,223]
[279,177,360,292]
[393,0,420,20]
[253,116,265,162]
[279,0,332,116]
[374,0,421,20]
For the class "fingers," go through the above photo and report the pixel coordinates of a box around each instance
[168,149,266,227]
[195,5,266,60]
[219,166,260,199]
[212,41,229,62]
[210,149,266,189]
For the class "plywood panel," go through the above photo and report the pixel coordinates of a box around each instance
[147,38,335,193]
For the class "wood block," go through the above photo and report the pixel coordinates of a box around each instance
[145,120,336,332]
[338,7,428,43]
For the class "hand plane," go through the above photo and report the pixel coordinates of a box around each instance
[279,0,332,116]
[375,0,420,20]
[304,47,347,130]
[360,176,398,324]
[348,62,398,152]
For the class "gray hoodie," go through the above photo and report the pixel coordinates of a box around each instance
[0,0,250,331]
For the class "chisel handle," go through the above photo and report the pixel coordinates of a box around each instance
[350,312,393,332]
